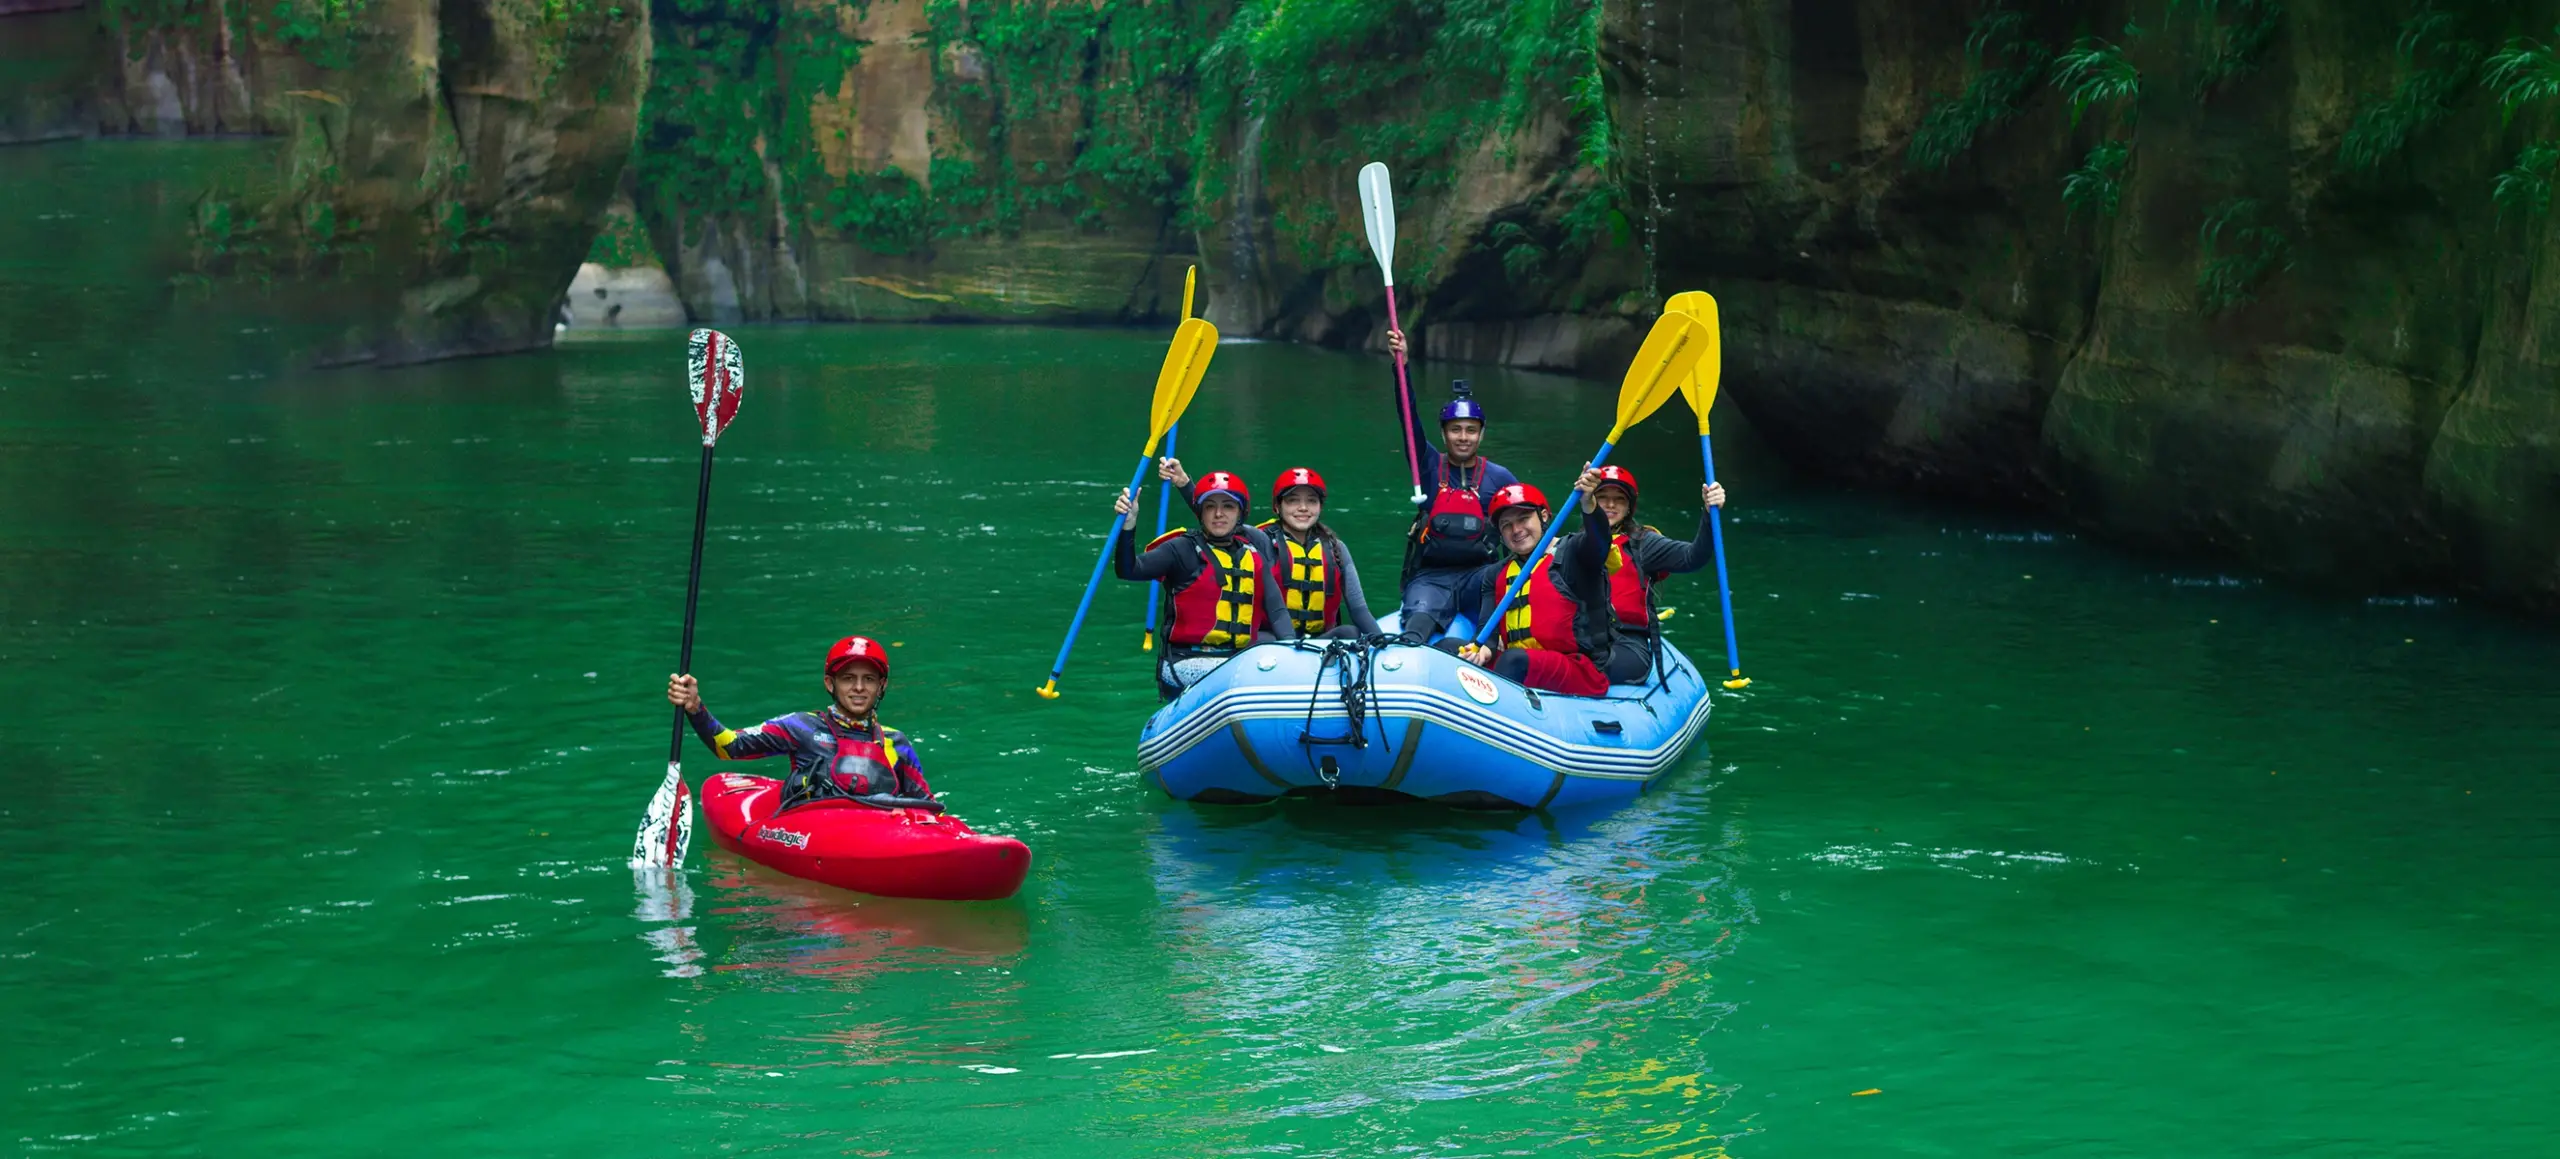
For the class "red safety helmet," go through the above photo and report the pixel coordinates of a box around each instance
[823,635,890,679]
[1272,466,1327,502]
[1487,483,1549,520]
[1191,471,1250,512]
[1591,464,1639,502]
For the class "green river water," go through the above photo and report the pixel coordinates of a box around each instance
[4,143,2556,1157]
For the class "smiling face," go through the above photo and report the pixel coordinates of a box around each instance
[1200,496,1243,538]
[825,663,886,718]
[1496,505,1546,556]
[1442,418,1484,463]
[1595,485,1633,530]
[1276,488,1323,533]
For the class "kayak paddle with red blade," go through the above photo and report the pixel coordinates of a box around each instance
[632,328,744,869]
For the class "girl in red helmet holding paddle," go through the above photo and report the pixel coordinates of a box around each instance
[664,636,932,813]
[1584,464,1729,683]
[1113,469,1299,700]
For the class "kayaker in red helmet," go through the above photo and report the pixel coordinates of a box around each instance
[1385,328,1523,642]
[1157,461,1383,640]
[1114,469,1298,699]
[1445,478,1629,697]
[664,635,931,811]
[1585,464,1730,682]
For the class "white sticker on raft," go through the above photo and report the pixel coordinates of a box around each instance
[1454,665,1500,706]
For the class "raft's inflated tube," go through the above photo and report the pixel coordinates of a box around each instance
[1137,613,1712,811]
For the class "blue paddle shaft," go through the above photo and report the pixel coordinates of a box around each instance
[1700,433,1742,674]
[1472,439,1618,645]
[1144,425,1176,634]
[1049,452,1158,681]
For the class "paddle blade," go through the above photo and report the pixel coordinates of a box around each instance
[1357,162,1398,287]
[1181,265,1197,322]
[1612,311,1709,435]
[1664,291,1725,434]
[1148,317,1219,444]
[687,329,744,447]
[630,762,693,868]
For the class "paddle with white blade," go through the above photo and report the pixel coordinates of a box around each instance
[632,328,744,869]
[1358,162,1428,506]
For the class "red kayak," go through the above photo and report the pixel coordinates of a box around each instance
[702,773,1031,901]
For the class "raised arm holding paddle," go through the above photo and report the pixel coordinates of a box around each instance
[1143,266,1200,653]
[1358,162,1427,507]
[631,328,744,870]
[1470,311,1712,648]
[1039,316,1220,699]
[1664,291,1750,690]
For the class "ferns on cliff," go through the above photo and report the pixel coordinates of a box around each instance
[2483,31,2560,120]
[2053,37,2140,127]
[2340,6,2484,172]
[2492,142,2560,218]
[2171,0,2283,97]
[2483,27,2560,219]
[2062,141,2130,220]
[2196,197,2291,313]
[1907,6,2051,173]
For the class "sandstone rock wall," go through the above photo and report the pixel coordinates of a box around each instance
[2,0,649,365]
[1609,0,2560,610]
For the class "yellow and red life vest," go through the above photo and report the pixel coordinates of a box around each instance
[1256,520,1340,636]
[1499,539,1624,656]
[1604,527,1671,630]
[1147,527,1264,650]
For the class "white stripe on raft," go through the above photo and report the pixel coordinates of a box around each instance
[1137,682,1711,780]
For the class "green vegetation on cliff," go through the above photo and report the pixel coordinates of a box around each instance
[635,0,1619,306]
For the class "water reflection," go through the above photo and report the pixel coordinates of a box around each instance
[702,852,1031,978]
[631,866,702,979]
[1133,792,1754,1152]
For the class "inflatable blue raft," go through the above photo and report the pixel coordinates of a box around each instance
[1138,615,1713,809]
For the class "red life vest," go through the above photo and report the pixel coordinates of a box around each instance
[1499,539,1622,656]
[1149,528,1264,651]
[1412,459,1495,569]
[1606,528,1670,630]
[784,715,918,807]
[1256,520,1341,636]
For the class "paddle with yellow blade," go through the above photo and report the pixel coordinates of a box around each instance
[1143,266,1199,652]
[1665,291,1749,689]
[1469,311,1712,645]
[1040,314,1220,698]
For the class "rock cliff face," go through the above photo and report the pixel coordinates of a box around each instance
[631,0,1644,366]
[3,0,648,365]
[1607,0,2560,611]
[15,0,2558,610]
